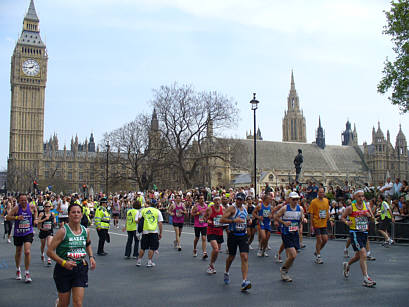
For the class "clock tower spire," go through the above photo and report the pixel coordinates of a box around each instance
[8,0,48,191]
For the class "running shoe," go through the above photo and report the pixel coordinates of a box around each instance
[241,280,252,291]
[154,250,160,256]
[146,261,156,267]
[280,268,292,282]
[193,250,198,257]
[47,258,52,266]
[224,272,230,285]
[249,244,254,250]
[202,252,208,260]
[207,265,216,274]
[344,249,349,258]
[367,255,376,261]
[133,256,138,259]
[136,259,142,267]
[362,276,375,287]
[55,298,59,307]
[365,276,376,285]
[257,250,263,257]
[41,253,45,262]
[267,244,272,250]
[263,251,269,257]
[343,262,350,279]
[300,244,306,249]
[16,270,22,280]
[25,272,32,283]
[7,238,11,244]
[315,256,323,264]
[177,246,182,252]
[274,253,283,263]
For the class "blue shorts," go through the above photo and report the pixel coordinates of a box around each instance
[281,232,300,250]
[259,221,271,231]
[350,231,367,252]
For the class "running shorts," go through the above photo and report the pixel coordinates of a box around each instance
[281,232,300,250]
[350,231,368,252]
[39,230,53,239]
[227,234,249,255]
[172,223,184,229]
[141,233,159,251]
[14,233,34,246]
[314,227,328,235]
[194,227,207,237]
[207,234,224,244]
[53,262,88,293]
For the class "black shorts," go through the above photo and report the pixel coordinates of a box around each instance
[59,217,69,224]
[281,232,300,250]
[53,262,88,293]
[350,231,368,252]
[314,227,328,236]
[194,227,207,237]
[227,234,249,256]
[248,219,257,229]
[112,213,120,218]
[379,218,392,232]
[141,233,160,251]
[14,233,34,246]
[39,230,53,239]
[207,234,224,244]
[173,223,184,229]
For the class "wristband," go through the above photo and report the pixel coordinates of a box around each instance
[89,255,95,259]
[15,216,18,220]
[62,260,66,267]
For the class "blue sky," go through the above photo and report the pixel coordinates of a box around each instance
[0,0,406,169]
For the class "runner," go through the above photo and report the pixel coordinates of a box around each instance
[308,187,331,264]
[253,194,274,257]
[5,194,36,282]
[341,190,376,287]
[2,199,13,243]
[275,192,306,282]
[112,196,121,229]
[376,194,394,246]
[136,201,163,267]
[191,195,208,259]
[245,196,257,250]
[205,196,224,274]
[94,197,111,256]
[47,203,96,307]
[57,196,70,228]
[220,192,252,291]
[38,201,56,266]
[168,194,186,251]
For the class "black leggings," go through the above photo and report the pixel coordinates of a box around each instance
[4,221,12,237]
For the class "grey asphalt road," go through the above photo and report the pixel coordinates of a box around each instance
[1,222,409,307]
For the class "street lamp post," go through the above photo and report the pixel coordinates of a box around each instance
[250,93,259,197]
[105,141,110,194]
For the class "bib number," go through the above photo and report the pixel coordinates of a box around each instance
[289,222,299,232]
[235,223,246,231]
[355,217,368,231]
[43,222,52,230]
[67,249,87,261]
[319,210,327,219]
[19,219,30,229]
[198,214,204,224]
[213,216,222,227]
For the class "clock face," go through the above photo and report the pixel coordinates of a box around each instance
[22,59,40,76]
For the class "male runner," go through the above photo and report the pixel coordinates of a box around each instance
[308,187,331,264]
[275,192,306,282]
[205,196,224,274]
[341,190,376,287]
[220,193,252,291]
[253,194,274,257]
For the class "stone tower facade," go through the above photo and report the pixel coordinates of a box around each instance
[8,0,48,191]
[282,71,306,142]
[341,120,358,146]
[315,116,325,149]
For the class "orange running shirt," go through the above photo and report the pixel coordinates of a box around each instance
[308,197,329,228]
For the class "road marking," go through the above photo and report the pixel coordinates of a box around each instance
[89,227,195,237]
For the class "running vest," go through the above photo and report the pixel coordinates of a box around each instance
[14,204,34,237]
[229,205,248,236]
[141,207,160,231]
[41,213,54,231]
[194,203,208,227]
[173,203,185,224]
[126,208,138,231]
[112,202,120,214]
[56,224,87,264]
[281,204,302,235]
[207,205,224,236]
[259,203,271,227]
[349,201,369,232]
[380,201,392,220]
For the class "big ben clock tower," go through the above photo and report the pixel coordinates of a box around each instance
[8,0,47,191]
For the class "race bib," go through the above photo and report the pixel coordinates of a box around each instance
[67,249,87,261]
[176,209,183,217]
[198,214,204,223]
[355,217,368,231]
[213,216,222,227]
[319,210,327,219]
[289,222,299,232]
[43,222,52,230]
[236,223,246,231]
[19,219,30,229]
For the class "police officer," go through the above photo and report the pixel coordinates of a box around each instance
[95,197,110,256]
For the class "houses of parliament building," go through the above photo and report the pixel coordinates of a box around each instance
[7,1,409,193]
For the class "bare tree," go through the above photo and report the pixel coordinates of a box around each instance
[152,83,239,188]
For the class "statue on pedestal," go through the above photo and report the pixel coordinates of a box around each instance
[294,149,303,183]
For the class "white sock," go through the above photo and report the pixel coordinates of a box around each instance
[16,267,21,271]
[25,270,29,274]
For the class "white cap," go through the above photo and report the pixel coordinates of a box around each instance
[289,192,300,199]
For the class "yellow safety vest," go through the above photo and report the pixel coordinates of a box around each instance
[126,209,138,231]
[380,201,392,220]
[95,207,110,229]
[141,207,159,231]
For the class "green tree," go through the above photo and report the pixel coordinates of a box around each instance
[377,0,409,113]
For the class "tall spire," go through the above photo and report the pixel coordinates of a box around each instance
[290,69,295,91]
[25,0,39,22]
[318,116,322,128]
